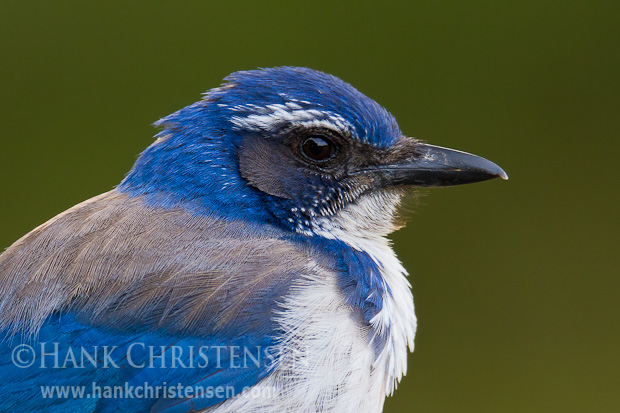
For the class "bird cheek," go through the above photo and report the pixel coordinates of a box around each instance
[237,135,299,200]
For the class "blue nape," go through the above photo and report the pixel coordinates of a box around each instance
[117,67,402,226]
[0,67,426,412]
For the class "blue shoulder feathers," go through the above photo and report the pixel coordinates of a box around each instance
[0,191,308,411]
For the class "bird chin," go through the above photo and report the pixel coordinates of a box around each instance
[311,187,409,241]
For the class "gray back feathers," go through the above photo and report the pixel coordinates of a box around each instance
[0,191,321,338]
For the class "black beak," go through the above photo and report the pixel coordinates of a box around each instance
[375,143,508,188]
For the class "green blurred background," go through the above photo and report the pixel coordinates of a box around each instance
[1,1,618,412]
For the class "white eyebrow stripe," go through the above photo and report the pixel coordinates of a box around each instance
[285,102,302,110]
[230,104,354,133]
[294,118,348,133]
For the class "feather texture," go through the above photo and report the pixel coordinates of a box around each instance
[0,190,323,411]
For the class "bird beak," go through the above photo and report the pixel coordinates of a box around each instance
[375,143,508,188]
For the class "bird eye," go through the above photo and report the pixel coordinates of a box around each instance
[300,136,338,162]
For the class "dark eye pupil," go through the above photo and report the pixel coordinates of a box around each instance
[301,136,336,161]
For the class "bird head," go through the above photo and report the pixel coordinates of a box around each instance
[120,67,507,235]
